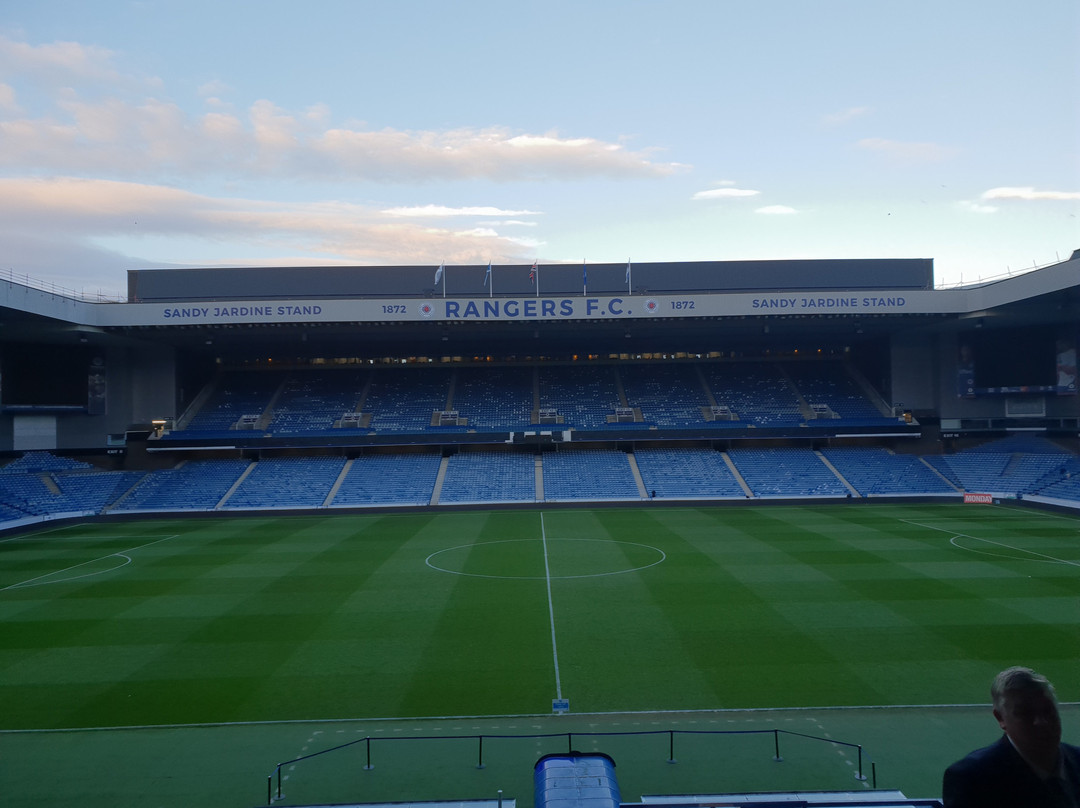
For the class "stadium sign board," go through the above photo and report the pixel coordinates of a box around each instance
[103,290,942,327]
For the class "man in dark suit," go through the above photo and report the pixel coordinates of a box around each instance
[943,666,1080,807]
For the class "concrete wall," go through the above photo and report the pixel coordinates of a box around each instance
[0,344,178,451]
[934,332,1080,422]
[890,334,937,415]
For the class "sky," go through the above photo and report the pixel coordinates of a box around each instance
[0,0,1077,298]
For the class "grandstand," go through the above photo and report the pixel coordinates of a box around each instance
[1,251,1078,543]
[5,254,1075,452]
[2,253,1078,806]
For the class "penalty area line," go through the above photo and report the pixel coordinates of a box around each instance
[1,533,182,591]
[904,520,1080,567]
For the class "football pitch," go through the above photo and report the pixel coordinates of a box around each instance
[2,502,1079,806]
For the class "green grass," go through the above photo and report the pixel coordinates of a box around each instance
[2,502,1079,805]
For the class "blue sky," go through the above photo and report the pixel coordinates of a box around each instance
[0,0,1077,296]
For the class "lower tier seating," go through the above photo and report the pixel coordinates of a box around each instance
[1,442,1077,526]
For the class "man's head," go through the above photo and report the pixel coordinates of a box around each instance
[992,666,1062,770]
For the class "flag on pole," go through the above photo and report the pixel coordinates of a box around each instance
[625,258,632,294]
[435,261,446,298]
[529,260,537,283]
[483,261,491,286]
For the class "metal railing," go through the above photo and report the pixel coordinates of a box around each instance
[0,268,125,303]
[265,727,875,805]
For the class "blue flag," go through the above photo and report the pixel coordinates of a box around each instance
[434,262,444,284]
[484,262,491,286]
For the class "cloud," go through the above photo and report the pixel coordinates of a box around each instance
[197,79,232,98]
[0,177,544,275]
[822,106,871,127]
[856,137,956,163]
[981,186,1080,201]
[957,200,998,214]
[0,92,679,181]
[481,219,538,227]
[314,126,678,181]
[455,227,500,238]
[0,82,17,112]
[0,34,118,83]
[692,187,760,200]
[0,34,680,182]
[755,205,797,215]
[383,205,543,218]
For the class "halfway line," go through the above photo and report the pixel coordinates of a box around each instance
[540,512,563,700]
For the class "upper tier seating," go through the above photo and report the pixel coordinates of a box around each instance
[542,449,640,500]
[783,362,895,424]
[701,363,803,428]
[266,371,369,434]
[618,364,708,427]
[538,365,621,430]
[452,367,535,431]
[364,368,452,433]
[182,371,282,434]
[159,360,904,437]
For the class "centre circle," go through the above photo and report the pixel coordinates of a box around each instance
[425,538,666,580]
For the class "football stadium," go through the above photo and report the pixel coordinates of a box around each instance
[2,254,1079,808]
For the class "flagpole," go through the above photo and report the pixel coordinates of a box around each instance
[583,260,587,297]
[536,263,540,298]
[626,258,632,295]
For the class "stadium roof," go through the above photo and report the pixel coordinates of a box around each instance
[127,258,935,302]
[1,253,1077,359]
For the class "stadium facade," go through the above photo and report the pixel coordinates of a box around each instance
[0,253,1077,456]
